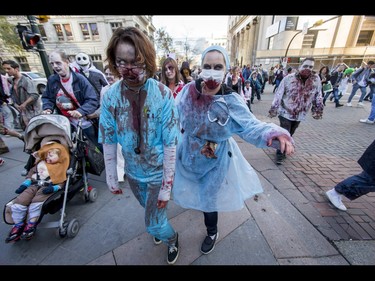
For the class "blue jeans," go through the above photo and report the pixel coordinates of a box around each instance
[367,86,375,121]
[335,171,375,200]
[347,83,368,103]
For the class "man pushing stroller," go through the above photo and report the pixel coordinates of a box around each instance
[5,141,70,243]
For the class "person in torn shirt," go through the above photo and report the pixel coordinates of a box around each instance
[172,45,295,255]
[268,57,323,165]
[98,27,180,265]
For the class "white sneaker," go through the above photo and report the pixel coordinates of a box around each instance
[346,102,352,107]
[357,102,364,107]
[360,118,375,124]
[326,189,347,211]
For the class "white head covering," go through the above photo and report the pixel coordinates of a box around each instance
[201,45,230,71]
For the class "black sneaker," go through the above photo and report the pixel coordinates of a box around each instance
[167,233,179,265]
[276,154,284,165]
[200,232,219,255]
[153,236,162,245]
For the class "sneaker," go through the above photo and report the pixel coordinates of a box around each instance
[346,102,352,107]
[5,224,25,243]
[357,102,364,107]
[0,158,4,166]
[335,103,344,108]
[325,189,347,211]
[359,118,375,124]
[201,232,219,255]
[21,223,37,240]
[276,153,284,165]
[167,233,179,265]
[153,236,162,245]
[21,169,28,177]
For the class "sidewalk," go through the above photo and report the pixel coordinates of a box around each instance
[0,83,375,265]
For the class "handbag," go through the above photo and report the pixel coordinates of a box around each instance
[85,139,105,176]
[322,81,333,93]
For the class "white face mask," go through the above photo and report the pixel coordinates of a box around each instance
[199,69,225,83]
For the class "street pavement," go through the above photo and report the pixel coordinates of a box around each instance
[0,83,375,267]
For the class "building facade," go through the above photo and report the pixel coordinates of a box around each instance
[228,15,375,70]
[1,15,155,75]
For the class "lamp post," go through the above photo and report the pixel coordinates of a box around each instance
[284,16,341,60]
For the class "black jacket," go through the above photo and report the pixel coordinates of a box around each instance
[358,139,375,178]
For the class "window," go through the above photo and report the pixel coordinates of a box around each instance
[80,22,100,40]
[53,23,73,41]
[15,56,30,71]
[80,23,90,40]
[63,24,73,41]
[53,24,64,41]
[302,30,318,49]
[356,30,373,46]
[110,22,122,33]
[90,23,99,40]
[38,25,48,41]
[91,54,104,72]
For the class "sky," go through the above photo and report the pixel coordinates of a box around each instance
[152,16,229,39]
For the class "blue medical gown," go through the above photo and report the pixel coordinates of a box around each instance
[173,83,290,212]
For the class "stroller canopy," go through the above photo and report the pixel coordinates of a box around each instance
[24,115,73,152]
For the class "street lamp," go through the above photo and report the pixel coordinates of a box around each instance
[284,16,341,60]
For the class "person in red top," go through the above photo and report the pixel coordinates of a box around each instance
[160,57,184,99]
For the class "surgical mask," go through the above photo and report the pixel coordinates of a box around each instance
[199,69,225,89]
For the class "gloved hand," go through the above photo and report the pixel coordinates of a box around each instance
[42,183,60,194]
[15,179,32,194]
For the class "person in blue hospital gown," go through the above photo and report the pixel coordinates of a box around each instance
[98,27,180,265]
[172,45,295,255]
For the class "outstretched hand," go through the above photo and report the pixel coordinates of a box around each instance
[267,135,295,155]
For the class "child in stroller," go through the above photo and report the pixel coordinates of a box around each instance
[3,114,100,242]
[5,141,70,243]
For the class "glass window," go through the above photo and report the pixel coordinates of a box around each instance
[80,23,90,40]
[15,56,30,71]
[110,22,122,33]
[38,25,47,41]
[63,24,73,41]
[356,30,373,46]
[53,24,64,41]
[89,23,99,40]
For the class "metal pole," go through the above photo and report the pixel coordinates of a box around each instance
[27,15,53,77]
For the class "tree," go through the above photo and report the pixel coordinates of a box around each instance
[0,16,25,53]
[155,28,173,57]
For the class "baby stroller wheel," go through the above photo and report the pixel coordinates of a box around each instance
[67,218,80,238]
[88,187,98,202]
[56,223,67,238]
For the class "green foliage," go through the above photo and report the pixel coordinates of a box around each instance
[155,28,173,57]
[0,16,24,53]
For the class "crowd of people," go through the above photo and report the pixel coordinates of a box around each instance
[1,26,374,265]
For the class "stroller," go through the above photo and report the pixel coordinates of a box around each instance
[3,114,102,239]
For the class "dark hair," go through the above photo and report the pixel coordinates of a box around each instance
[105,27,157,79]
[2,60,19,69]
[368,61,375,65]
